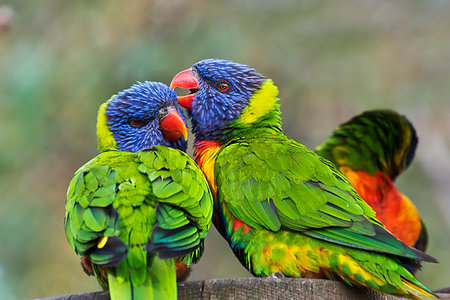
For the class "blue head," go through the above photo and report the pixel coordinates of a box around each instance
[97,81,188,152]
[171,59,267,141]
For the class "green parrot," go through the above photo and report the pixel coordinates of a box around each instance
[170,59,438,300]
[64,81,213,300]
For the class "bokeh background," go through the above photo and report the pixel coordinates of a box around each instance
[0,1,449,299]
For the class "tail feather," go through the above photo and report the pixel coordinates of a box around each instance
[107,271,150,300]
[106,257,177,300]
[133,283,155,300]
[402,279,437,300]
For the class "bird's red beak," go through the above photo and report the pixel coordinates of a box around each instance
[160,108,188,141]
[170,69,198,111]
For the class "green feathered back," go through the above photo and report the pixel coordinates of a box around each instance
[316,109,418,180]
[65,146,213,300]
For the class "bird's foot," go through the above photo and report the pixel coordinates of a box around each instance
[268,272,285,279]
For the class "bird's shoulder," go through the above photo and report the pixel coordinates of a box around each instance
[217,134,349,188]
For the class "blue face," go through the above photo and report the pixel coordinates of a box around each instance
[105,81,187,152]
[190,59,264,141]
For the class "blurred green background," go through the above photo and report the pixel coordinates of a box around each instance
[0,1,449,299]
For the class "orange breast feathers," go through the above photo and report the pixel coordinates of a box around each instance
[193,140,223,198]
[339,167,422,247]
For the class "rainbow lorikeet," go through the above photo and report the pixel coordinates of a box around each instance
[315,110,427,254]
[64,82,213,300]
[170,59,437,299]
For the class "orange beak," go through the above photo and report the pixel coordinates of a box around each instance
[160,108,188,141]
[170,69,199,111]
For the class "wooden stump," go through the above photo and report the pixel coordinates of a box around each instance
[35,278,450,300]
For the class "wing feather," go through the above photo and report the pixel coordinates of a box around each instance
[216,136,428,261]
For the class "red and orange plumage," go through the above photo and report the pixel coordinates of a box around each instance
[341,168,422,248]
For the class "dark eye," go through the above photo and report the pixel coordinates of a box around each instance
[128,117,148,128]
[217,82,229,92]
[159,107,169,116]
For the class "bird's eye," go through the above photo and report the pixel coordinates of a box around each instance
[128,117,148,128]
[159,107,168,116]
[218,82,229,92]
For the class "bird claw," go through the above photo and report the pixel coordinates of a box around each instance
[268,272,285,279]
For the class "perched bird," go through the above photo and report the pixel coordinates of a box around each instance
[170,59,437,299]
[64,82,213,300]
[316,110,428,254]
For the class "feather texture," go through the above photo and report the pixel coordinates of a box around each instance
[65,148,212,300]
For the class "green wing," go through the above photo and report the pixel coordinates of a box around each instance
[216,136,433,261]
[141,145,213,266]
